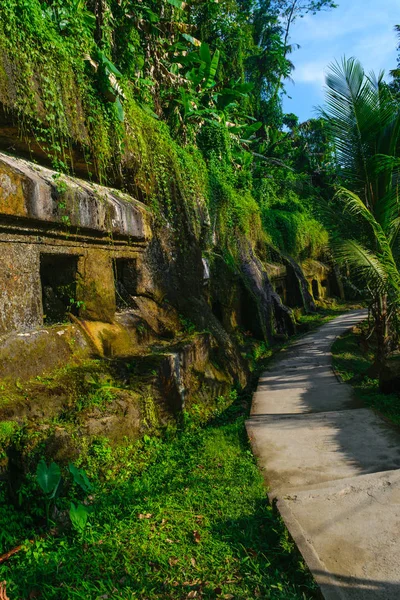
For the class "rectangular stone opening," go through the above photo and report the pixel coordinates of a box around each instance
[114,258,137,309]
[40,253,79,324]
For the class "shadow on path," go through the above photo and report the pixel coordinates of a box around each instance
[247,310,400,599]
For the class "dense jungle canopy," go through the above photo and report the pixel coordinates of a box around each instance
[1,0,400,360]
[1,2,400,600]
[0,0,340,262]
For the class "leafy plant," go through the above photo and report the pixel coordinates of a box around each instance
[36,460,61,526]
[69,502,90,535]
[69,464,93,494]
[35,460,93,530]
[323,58,400,371]
[86,49,126,122]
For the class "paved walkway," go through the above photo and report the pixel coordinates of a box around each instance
[246,311,400,600]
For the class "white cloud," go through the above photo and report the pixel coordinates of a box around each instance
[291,0,399,45]
[293,60,328,85]
[288,0,398,89]
[283,0,399,121]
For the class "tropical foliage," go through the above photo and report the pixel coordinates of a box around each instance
[0,0,338,267]
[323,57,400,369]
[1,1,400,361]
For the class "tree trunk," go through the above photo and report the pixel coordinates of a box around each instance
[369,295,390,377]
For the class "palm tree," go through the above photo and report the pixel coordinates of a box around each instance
[322,57,400,373]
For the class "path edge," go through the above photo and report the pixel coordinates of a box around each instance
[246,311,368,600]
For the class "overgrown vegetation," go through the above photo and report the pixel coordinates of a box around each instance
[1,0,400,597]
[0,0,338,264]
[0,304,349,599]
[0,396,318,600]
[323,57,400,374]
[332,322,400,425]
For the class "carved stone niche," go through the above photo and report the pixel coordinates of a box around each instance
[0,152,151,336]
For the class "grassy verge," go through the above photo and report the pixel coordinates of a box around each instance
[296,301,362,334]
[0,412,317,599]
[0,304,353,600]
[240,301,356,373]
[332,323,400,426]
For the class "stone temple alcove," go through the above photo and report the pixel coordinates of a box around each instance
[114,258,138,309]
[0,152,151,337]
[40,253,80,324]
[312,279,320,300]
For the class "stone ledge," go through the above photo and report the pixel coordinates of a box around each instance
[0,152,151,240]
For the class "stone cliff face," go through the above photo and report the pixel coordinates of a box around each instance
[0,139,339,477]
[0,151,240,477]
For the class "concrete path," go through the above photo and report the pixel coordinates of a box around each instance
[246,310,400,600]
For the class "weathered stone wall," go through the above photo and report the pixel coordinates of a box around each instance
[0,242,42,334]
[0,151,245,460]
[0,152,151,336]
[0,236,150,335]
[0,154,150,238]
[0,148,344,469]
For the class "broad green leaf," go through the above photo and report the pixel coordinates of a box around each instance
[69,502,89,533]
[69,463,93,493]
[36,459,61,496]
[187,64,206,87]
[115,97,125,122]
[205,49,220,88]
[242,122,262,137]
[199,43,211,66]
[96,51,122,78]
[141,7,159,23]
[167,0,186,8]
[233,82,254,94]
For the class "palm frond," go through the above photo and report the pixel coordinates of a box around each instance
[333,239,387,294]
[334,187,388,250]
[388,216,400,247]
[373,178,400,234]
[322,58,399,207]
[334,187,400,291]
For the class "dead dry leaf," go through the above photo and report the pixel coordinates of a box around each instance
[193,530,201,543]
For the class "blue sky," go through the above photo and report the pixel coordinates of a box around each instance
[282,0,399,122]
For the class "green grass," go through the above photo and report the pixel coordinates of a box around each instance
[0,305,353,600]
[0,409,317,599]
[332,325,400,425]
[296,302,360,333]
